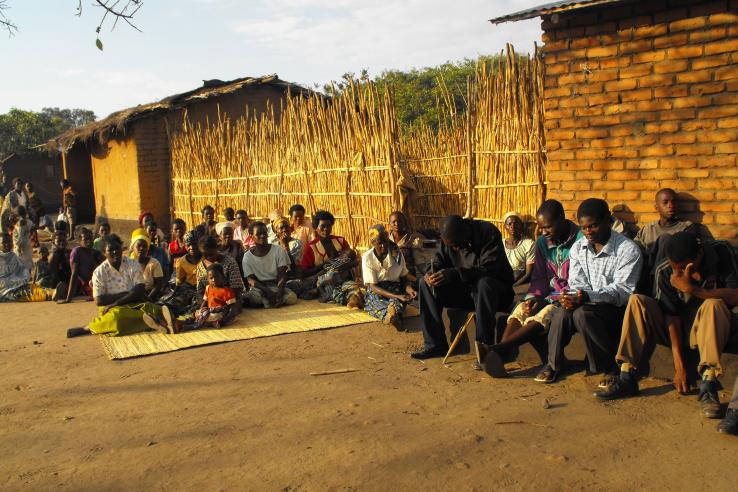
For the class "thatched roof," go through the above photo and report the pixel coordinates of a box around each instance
[49,74,315,152]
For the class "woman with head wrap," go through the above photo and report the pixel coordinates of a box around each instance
[130,228,166,300]
[159,229,202,316]
[388,211,426,279]
[362,224,417,330]
[271,216,304,268]
[502,211,535,286]
[196,234,245,309]
[138,210,166,244]
[216,221,245,269]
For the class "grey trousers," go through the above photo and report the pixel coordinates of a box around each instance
[730,375,738,410]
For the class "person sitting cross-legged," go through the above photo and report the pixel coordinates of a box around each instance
[482,200,583,378]
[596,232,738,420]
[537,198,643,384]
[362,224,417,331]
[411,215,514,360]
[242,221,297,308]
[66,234,175,338]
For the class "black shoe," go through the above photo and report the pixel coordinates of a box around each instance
[594,373,639,400]
[66,327,89,338]
[411,346,448,360]
[483,350,509,378]
[698,379,723,419]
[717,408,738,434]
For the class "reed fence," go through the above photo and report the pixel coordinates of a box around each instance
[169,44,546,249]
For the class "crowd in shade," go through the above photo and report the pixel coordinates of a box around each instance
[2,176,738,437]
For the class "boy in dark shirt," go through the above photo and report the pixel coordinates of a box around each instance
[596,232,738,421]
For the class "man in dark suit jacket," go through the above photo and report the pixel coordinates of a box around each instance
[412,215,514,360]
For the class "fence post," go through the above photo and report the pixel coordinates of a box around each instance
[465,76,476,219]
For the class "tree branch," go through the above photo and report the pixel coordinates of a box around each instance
[0,0,18,37]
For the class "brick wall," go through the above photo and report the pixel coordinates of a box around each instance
[133,116,171,230]
[541,0,738,241]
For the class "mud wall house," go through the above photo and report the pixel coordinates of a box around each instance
[48,75,313,235]
[491,0,738,243]
[1,152,63,211]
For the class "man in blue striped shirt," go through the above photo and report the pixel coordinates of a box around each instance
[537,198,643,384]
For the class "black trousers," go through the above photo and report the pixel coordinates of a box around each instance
[547,303,625,374]
[418,276,513,350]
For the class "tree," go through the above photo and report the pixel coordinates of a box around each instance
[321,55,501,134]
[0,107,97,159]
[1,1,143,49]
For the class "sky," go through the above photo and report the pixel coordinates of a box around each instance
[1,0,543,119]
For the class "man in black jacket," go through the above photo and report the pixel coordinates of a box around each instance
[411,215,514,360]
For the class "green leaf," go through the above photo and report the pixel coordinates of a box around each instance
[95,38,103,51]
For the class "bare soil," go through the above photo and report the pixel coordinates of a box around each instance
[2,300,738,491]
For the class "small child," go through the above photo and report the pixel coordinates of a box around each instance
[181,263,237,331]
[224,207,236,222]
[11,207,33,271]
[32,245,52,287]
[93,222,111,253]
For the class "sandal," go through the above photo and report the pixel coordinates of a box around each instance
[535,365,559,384]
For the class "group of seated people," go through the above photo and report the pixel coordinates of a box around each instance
[2,183,738,437]
[411,188,738,437]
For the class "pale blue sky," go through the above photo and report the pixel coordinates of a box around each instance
[1,0,543,119]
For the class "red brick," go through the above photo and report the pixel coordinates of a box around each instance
[717,117,738,128]
[544,39,570,52]
[678,169,710,178]
[604,79,637,92]
[700,179,736,188]
[625,134,658,146]
[587,46,619,58]
[639,74,675,87]
[546,63,569,76]
[587,69,619,82]
[610,126,634,137]
[667,46,704,58]
[588,93,619,105]
[654,85,689,97]
[654,33,689,49]
[589,115,622,126]
[709,12,738,24]
[591,138,625,148]
[669,17,707,32]
[578,82,606,94]
[705,39,738,55]
[716,65,738,80]
[600,180,624,190]
[682,119,718,131]
[662,133,697,144]
[620,88,652,101]
[548,150,575,160]
[641,169,677,180]
[545,108,574,119]
[632,23,668,38]
[645,122,679,133]
[571,37,602,49]
[653,59,688,74]
[599,57,632,69]
[621,39,654,54]
[621,112,658,123]
[559,73,587,85]
[625,158,659,170]
[715,142,738,153]
[690,27,728,43]
[632,50,667,63]
[575,149,607,160]
[675,143,715,155]
[561,139,586,150]
[557,117,580,128]
[592,160,625,170]
[672,96,712,108]
[629,180,662,191]
[661,179,695,190]
[640,145,674,157]
[716,190,738,200]
[700,155,736,167]
[562,181,593,191]
[576,128,609,138]
[636,100,673,111]
[620,64,652,78]
[712,93,738,105]
[691,82,726,95]
[606,148,639,158]
[607,191,641,201]
[698,130,738,143]
[574,106,605,117]
[546,86,571,98]
[676,70,713,84]
[607,170,640,180]
[548,171,576,182]
[698,106,738,118]
[560,96,588,108]
[692,54,731,70]
[712,167,738,177]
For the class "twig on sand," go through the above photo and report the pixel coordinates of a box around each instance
[371,342,385,349]
[310,368,360,376]
[494,420,548,428]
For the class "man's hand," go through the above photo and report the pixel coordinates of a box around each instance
[405,284,417,299]
[673,365,690,394]
[561,291,587,310]
[521,298,540,317]
[102,305,113,315]
[670,263,695,295]
[425,269,451,287]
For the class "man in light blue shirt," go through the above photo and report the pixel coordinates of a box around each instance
[536,198,643,384]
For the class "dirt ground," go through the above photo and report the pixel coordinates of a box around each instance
[2,300,738,491]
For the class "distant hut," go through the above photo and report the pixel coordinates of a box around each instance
[48,74,314,234]
[1,152,63,211]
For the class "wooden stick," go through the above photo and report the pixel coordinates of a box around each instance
[442,312,475,364]
[310,368,360,376]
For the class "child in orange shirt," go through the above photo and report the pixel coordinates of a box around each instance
[179,263,237,331]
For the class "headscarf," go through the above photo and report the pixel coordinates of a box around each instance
[368,224,388,243]
[267,209,282,223]
[183,230,197,246]
[503,211,522,224]
[215,221,235,236]
[130,228,150,257]
[272,216,290,234]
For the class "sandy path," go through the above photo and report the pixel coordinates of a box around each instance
[1,300,737,491]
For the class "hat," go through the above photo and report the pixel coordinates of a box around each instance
[215,221,235,236]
